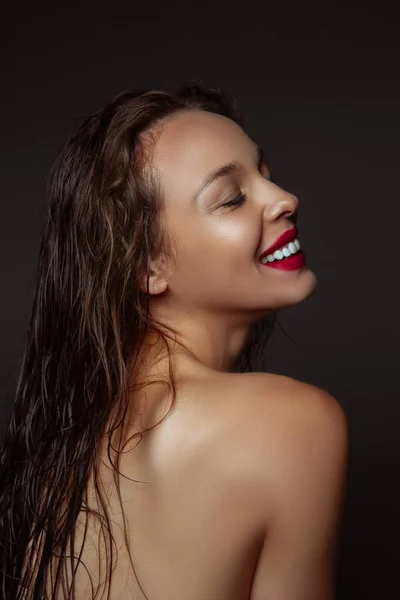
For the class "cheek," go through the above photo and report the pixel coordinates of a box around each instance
[167,208,259,273]
[207,216,259,261]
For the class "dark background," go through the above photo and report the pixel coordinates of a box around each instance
[1,1,399,598]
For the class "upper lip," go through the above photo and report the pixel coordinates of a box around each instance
[259,225,298,260]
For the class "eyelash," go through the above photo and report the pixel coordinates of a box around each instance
[221,163,275,209]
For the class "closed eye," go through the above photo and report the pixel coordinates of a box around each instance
[221,154,275,209]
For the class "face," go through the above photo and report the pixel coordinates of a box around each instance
[147,109,317,330]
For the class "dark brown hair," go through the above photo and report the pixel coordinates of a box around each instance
[0,81,276,599]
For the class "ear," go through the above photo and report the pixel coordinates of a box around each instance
[139,254,170,295]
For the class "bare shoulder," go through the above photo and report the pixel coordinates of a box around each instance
[201,370,348,488]
[215,370,348,445]
[233,371,350,505]
[215,371,349,600]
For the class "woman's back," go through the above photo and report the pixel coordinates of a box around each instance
[51,363,347,600]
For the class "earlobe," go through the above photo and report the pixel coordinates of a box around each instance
[148,277,168,295]
[139,272,167,295]
[139,257,169,295]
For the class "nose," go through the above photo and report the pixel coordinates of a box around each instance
[265,188,299,224]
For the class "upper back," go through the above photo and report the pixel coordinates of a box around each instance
[167,368,349,600]
[41,368,348,600]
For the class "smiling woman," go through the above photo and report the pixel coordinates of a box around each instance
[0,81,347,600]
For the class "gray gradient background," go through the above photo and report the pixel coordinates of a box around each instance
[1,2,399,598]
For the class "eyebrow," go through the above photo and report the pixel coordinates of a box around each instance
[192,144,264,205]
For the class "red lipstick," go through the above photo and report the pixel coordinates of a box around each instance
[259,225,298,260]
[259,225,306,271]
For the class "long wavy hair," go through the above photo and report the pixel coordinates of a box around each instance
[0,81,277,599]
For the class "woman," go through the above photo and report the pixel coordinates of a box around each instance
[0,81,349,599]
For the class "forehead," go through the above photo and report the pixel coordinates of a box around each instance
[150,109,254,199]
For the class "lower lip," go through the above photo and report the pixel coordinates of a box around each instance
[260,251,306,271]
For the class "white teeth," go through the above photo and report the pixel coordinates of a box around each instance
[260,237,301,264]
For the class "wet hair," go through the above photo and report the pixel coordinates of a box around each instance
[0,81,277,599]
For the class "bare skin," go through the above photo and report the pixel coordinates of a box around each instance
[46,110,348,598]
[139,108,318,372]
[64,358,348,600]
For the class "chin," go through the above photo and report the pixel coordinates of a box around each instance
[275,269,318,311]
[293,269,318,302]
